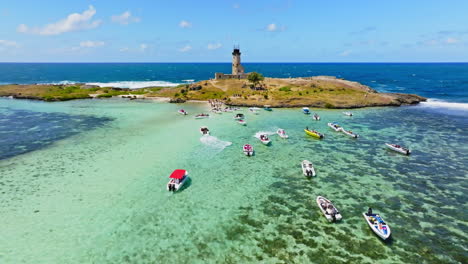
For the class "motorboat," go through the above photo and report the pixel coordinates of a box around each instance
[263,105,272,111]
[301,160,316,176]
[223,107,234,112]
[195,113,209,119]
[200,126,210,135]
[259,134,271,145]
[303,107,311,114]
[178,109,188,115]
[385,143,411,155]
[316,196,342,222]
[167,169,189,192]
[363,210,391,240]
[343,111,353,116]
[342,129,359,138]
[234,113,244,120]
[327,122,342,132]
[277,129,289,139]
[243,144,254,156]
[304,128,324,139]
[238,119,247,126]
[249,107,260,114]
[212,109,223,114]
[313,113,320,121]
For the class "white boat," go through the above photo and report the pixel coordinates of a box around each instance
[303,107,311,114]
[178,109,188,115]
[301,160,316,177]
[234,113,244,120]
[200,126,210,135]
[238,119,247,126]
[316,196,342,222]
[195,113,209,119]
[385,143,411,155]
[277,129,289,139]
[342,129,359,138]
[363,211,391,240]
[343,111,353,116]
[327,122,343,132]
[249,107,260,115]
[243,144,254,156]
[223,107,234,112]
[259,134,271,145]
[313,113,320,121]
[167,169,189,192]
[212,109,222,114]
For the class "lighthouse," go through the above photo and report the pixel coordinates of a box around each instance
[232,46,245,75]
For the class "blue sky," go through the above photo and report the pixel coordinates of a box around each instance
[0,0,467,62]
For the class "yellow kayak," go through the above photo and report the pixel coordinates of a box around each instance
[305,129,324,139]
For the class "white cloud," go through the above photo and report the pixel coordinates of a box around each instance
[445,37,459,44]
[17,5,101,36]
[80,40,105,48]
[339,50,351,56]
[0,39,18,47]
[119,47,129,52]
[179,45,192,52]
[265,23,285,32]
[111,11,140,25]
[207,43,222,50]
[179,20,192,28]
[140,44,148,52]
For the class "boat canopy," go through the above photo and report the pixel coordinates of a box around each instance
[170,169,187,179]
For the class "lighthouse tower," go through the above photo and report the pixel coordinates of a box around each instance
[232,46,244,75]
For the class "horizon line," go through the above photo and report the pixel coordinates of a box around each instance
[1,61,468,64]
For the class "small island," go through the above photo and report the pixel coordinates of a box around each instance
[0,48,426,108]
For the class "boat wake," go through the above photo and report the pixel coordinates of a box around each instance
[200,135,232,150]
[254,131,276,139]
[420,99,468,111]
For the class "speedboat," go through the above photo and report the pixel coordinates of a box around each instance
[385,143,411,155]
[313,113,320,121]
[178,109,188,115]
[301,160,316,176]
[363,211,391,240]
[249,107,260,114]
[304,128,324,139]
[327,122,342,132]
[277,129,289,139]
[223,107,234,112]
[238,119,247,126]
[264,105,272,111]
[316,196,342,222]
[343,111,353,116]
[259,134,271,145]
[167,169,189,192]
[303,107,311,114]
[200,126,210,135]
[195,113,209,119]
[243,144,254,156]
[342,129,359,138]
[234,113,244,120]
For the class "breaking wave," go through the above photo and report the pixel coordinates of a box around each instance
[420,99,468,111]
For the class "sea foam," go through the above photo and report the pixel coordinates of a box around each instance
[420,99,468,111]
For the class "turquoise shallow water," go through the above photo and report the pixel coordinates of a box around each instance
[0,98,467,263]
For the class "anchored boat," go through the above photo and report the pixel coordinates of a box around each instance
[343,111,353,116]
[301,160,316,176]
[249,107,260,114]
[305,128,324,139]
[342,129,359,138]
[303,107,311,114]
[316,196,342,222]
[277,129,289,139]
[264,105,272,111]
[167,169,189,192]
[363,210,391,240]
[200,126,210,135]
[238,119,247,126]
[243,144,254,156]
[195,113,209,119]
[178,109,188,115]
[385,143,411,155]
[328,122,343,132]
[234,113,244,120]
[259,134,271,145]
[313,113,320,121]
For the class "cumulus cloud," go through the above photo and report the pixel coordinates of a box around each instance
[111,11,140,25]
[265,23,285,32]
[207,43,222,50]
[179,44,192,52]
[80,40,105,48]
[17,5,101,35]
[179,20,192,28]
[0,39,18,47]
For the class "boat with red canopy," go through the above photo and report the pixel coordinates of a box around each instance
[167,169,189,192]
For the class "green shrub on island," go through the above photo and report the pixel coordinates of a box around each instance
[247,72,264,88]
[97,94,113,98]
[325,102,335,109]
[279,86,291,92]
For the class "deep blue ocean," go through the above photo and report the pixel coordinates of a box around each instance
[0,63,467,104]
